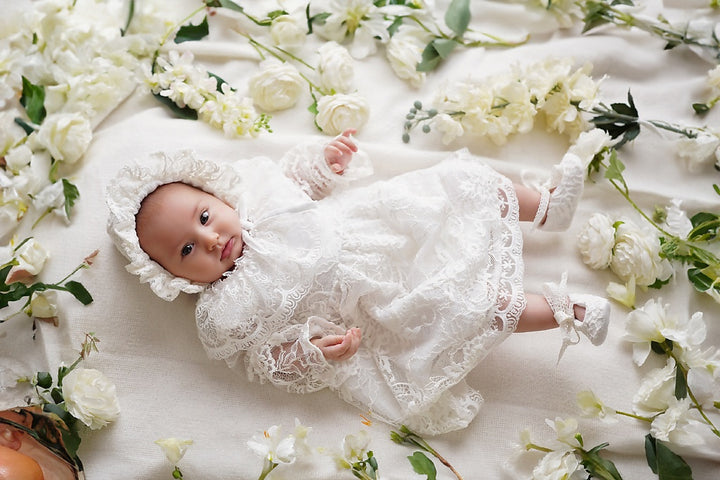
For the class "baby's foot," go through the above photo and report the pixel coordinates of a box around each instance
[533,153,584,231]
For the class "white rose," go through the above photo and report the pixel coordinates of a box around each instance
[270,15,306,48]
[317,42,355,94]
[248,60,304,112]
[62,367,120,430]
[675,131,720,172]
[13,237,50,276]
[34,112,92,164]
[315,93,369,135]
[385,27,428,88]
[28,291,58,319]
[155,438,193,465]
[610,219,673,287]
[568,128,615,167]
[531,450,581,480]
[576,212,615,269]
[431,113,464,144]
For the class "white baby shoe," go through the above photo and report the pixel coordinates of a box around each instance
[532,153,585,232]
[542,273,611,361]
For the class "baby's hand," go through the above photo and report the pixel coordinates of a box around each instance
[324,128,358,175]
[311,328,361,361]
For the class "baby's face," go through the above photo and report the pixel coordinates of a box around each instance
[136,183,244,283]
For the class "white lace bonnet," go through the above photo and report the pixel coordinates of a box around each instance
[106,150,244,301]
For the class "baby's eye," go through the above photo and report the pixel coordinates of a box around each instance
[181,243,194,257]
[200,210,209,225]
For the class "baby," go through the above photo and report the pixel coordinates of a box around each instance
[106,131,610,435]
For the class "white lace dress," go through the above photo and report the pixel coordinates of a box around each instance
[195,144,526,435]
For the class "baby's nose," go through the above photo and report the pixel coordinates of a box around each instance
[202,231,220,250]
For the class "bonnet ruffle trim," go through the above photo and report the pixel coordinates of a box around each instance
[105,150,245,301]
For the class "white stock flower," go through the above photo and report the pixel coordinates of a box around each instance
[576,212,615,269]
[62,367,121,430]
[248,59,304,112]
[33,180,69,223]
[270,14,306,48]
[624,298,706,365]
[567,128,614,168]
[247,424,296,464]
[317,42,355,94]
[340,430,371,464]
[155,438,193,465]
[315,93,369,135]
[610,218,673,287]
[33,112,92,164]
[633,360,676,417]
[685,353,720,407]
[663,199,692,238]
[546,417,581,447]
[432,113,464,144]
[385,27,429,88]
[606,278,636,310]
[675,131,720,172]
[27,291,58,319]
[650,397,704,446]
[576,390,617,423]
[531,450,582,480]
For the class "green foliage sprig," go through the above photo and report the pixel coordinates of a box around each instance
[391,425,463,480]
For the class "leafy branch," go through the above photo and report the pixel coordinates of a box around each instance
[391,425,463,480]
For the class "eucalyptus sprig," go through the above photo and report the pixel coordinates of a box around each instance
[390,425,463,480]
[581,0,720,61]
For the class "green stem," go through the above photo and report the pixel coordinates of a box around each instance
[151,4,207,70]
[392,427,463,480]
[526,442,553,453]
[31,208,52,230]
[257,461,277,480]
[615,410,653,423]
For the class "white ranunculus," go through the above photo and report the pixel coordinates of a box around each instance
[610,218,673,287]
[385,27,428,88]
[531,450,581,480]
[432,113,464,144]
[27,291,58,319]
[633,360,676,417]
[270,14,306,48]
[62,368,120,430]
[247,424,296,464]
[317,42,355,94]
[315,93,369,135]
[568,128,614,167]
[155,438,193,465]
[650,397,704,446]
[248,59,304,112]
[675,131,720,172]
[576,212,615,269]
[34,112,92,164]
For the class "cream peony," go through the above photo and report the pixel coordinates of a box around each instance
[610,218,673,287]
[577,212,615,269]
[155,438,193,465]
[62,367,120,430]
[315,93,369,135]
[248,60,304,112]
[33,112,93,164]
[317,42,355,94]
[270,15,306,48]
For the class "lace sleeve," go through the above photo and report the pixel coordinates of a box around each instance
[245,316,348,394]
[280,141,373,200]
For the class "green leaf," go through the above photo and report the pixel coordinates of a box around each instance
[36,371,53,389]
[152,92,199,120]
[63,280,93,305]
[205,0,245,14]
[388,15,404,36]
[693,102,710,114]
[687,267,713,292]
[50,387,64,404]
[648,276,671,289]
[61,179,79,220]
[645,435,659,474]
[175,15,209,44]
[416,42,442,72]
[444,0,470,37]
[14,117,35,135]
[208,71,231,91]
[408,451,437,480]
[20,76,46,125]
[674,363,687,400]
[604,150,628,193]
[656,440,693,480]
[432,38,458,58]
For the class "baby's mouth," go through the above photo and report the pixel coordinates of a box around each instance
[220,237,235,261]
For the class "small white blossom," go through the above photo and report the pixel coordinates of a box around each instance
[317,42,355,94]
[663,199,693,238]
[650,397,704,446]
[33,112,92,164]
[531,450,582,480]
[27,290,58,319]
[606,278,636,310]
[155,438,193,465]
[248,59,304,112]
[633,359,676,417]
[315,0,390,59]
[577,212,615,269]
[247,424,297,465]
[546,417,581,448]
[4,145,33,173]
[315,92,369,135]
[576,390,617,423]
[62,367,121,430]
[567,128,615,168]
[675,131,720,172]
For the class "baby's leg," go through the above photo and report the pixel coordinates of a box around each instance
[513,183,543,223]
[515,293,587,333]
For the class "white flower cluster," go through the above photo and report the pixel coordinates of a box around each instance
[428,58,600,145]
[577,210,679,308]
[148,50,269,139]
[624,299,719,445]
[518,418,585,480]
